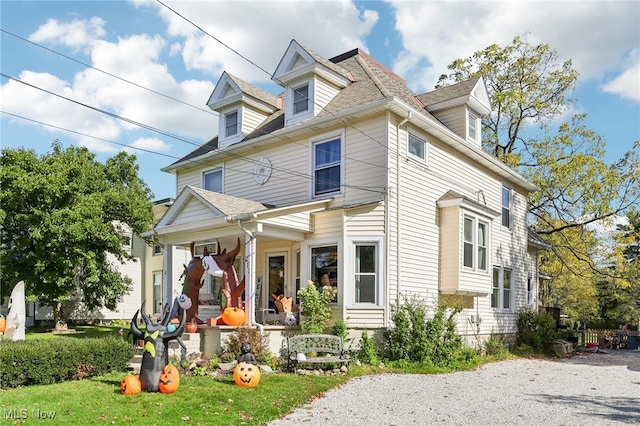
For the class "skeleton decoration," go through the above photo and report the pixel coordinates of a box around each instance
[4,281,26,341]
[129,301,186,392]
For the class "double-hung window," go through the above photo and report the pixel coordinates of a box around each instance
[293,83,309,115]
[355,244,377,304]
[463,215,488,271]
[492,266,513,311]
[225,110,238,137]
[527,275,533,306]
[408,133,427,162]
[203,168,223,193]
[314,137,341,195]
[502,186,511,229]
[468,111,479,142]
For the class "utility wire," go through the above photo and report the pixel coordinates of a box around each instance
[0,28,216,117]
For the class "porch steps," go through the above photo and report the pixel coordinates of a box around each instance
[127,332,201,373]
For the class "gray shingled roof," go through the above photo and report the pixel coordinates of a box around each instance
[416,76,481,107]
[171,46,465,167]
[188,185,268,216]
[227,73,280,109]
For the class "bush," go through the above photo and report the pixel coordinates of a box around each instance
[515,308,559,355]
[297,281,332,334]
[385,294,464,367]
[0,335,133,388]
[356,331,381,365]
[483,335,509,357]
[220,327,272,363]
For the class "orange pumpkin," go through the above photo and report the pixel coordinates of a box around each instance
[158,364,180,394]
[185,321,198,333]
[221,307,245,326]
[233,362,261,387]
[0,315,5,333]
[120,374,141,395]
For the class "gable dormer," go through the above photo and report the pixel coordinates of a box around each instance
[272,40,352,127]
[417,76,491,147]
[207,72,279,148]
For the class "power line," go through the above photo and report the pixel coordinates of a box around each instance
[0,28,216,117]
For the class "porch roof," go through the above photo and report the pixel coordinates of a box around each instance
[154,185,331,245]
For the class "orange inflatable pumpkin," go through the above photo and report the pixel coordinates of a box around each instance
[221,307,245,326]
[0,315,5,333]
[120,374,141,395]
[158,364,180,394]
[233,362,261,387]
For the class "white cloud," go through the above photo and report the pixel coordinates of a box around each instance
[602,48,640,102]
[28,17,106,52]
[124,137,172,155]
[146,0,378,82]
[387,1,640,95]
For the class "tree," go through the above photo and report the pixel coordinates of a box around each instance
[438,36,640,320]
[0,141,155,329]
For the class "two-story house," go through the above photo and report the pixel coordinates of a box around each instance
[154,40,541,350]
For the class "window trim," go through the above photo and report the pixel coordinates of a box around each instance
[502,186,512,230]
[311,132,344,197]
[492,265,514,312]
[286,79,314,125]
[467,110,479,142]
[462,213,489,272]
[202,166,224,193]
[346,237,384,307]
[527,275,534,306]
[407,132,428,163]
[224,109,239,137]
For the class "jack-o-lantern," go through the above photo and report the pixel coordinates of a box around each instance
[221,307,245,326]
[158,364,180,394]
[233,362,261,387]
[120,374,141,395]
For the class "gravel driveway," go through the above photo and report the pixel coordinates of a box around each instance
[268,350,640,426]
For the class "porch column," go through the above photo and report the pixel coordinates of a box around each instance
[163,243,174,310]
[244,235,257,325]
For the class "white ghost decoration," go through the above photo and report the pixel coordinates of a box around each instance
[178,294,192,310]
[284,312,297,326]
[5,281,26,341]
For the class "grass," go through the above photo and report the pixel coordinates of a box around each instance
[1,326,512,425]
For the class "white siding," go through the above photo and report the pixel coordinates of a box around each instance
[171,197,218,226]
[241,105,268,135]
[313,77,340,114]
[430,105,466,140]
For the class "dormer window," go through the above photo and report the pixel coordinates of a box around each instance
[468,110,479,143]
[293,84,309,115]
[225,110,238,137]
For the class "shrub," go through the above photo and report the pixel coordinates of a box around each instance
[385,294,464,367]
[356,331,381,365]
[0,336,133,389]
[220,327,272,363]
[515,308,559,355]
[483,334,509,357]
[297,281,332,334]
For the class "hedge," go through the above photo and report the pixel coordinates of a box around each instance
[0,336,134,389]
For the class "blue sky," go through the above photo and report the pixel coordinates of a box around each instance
[1,0,639,201]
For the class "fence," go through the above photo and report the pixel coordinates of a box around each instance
[580,329,640,349]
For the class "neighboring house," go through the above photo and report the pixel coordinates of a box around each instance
[154,40,542,342]
[25,198,189,324]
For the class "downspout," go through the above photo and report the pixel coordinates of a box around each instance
[395,111,411,306]
[226,214,263,335]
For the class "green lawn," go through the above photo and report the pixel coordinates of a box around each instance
[2,326,501,425]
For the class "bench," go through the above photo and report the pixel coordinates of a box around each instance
[286,334,350,372]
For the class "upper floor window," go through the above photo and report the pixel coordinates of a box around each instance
[293,83,309,115]
[203,168,223,193]
[492,266,513,311]
[408,133,427,162]
[463,215,488,271]
[502,186,512,229]
[468,111,479,142]
[314,137,341,195]
[225,110,238,137]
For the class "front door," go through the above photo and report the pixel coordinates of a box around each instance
[267,253,286,311]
